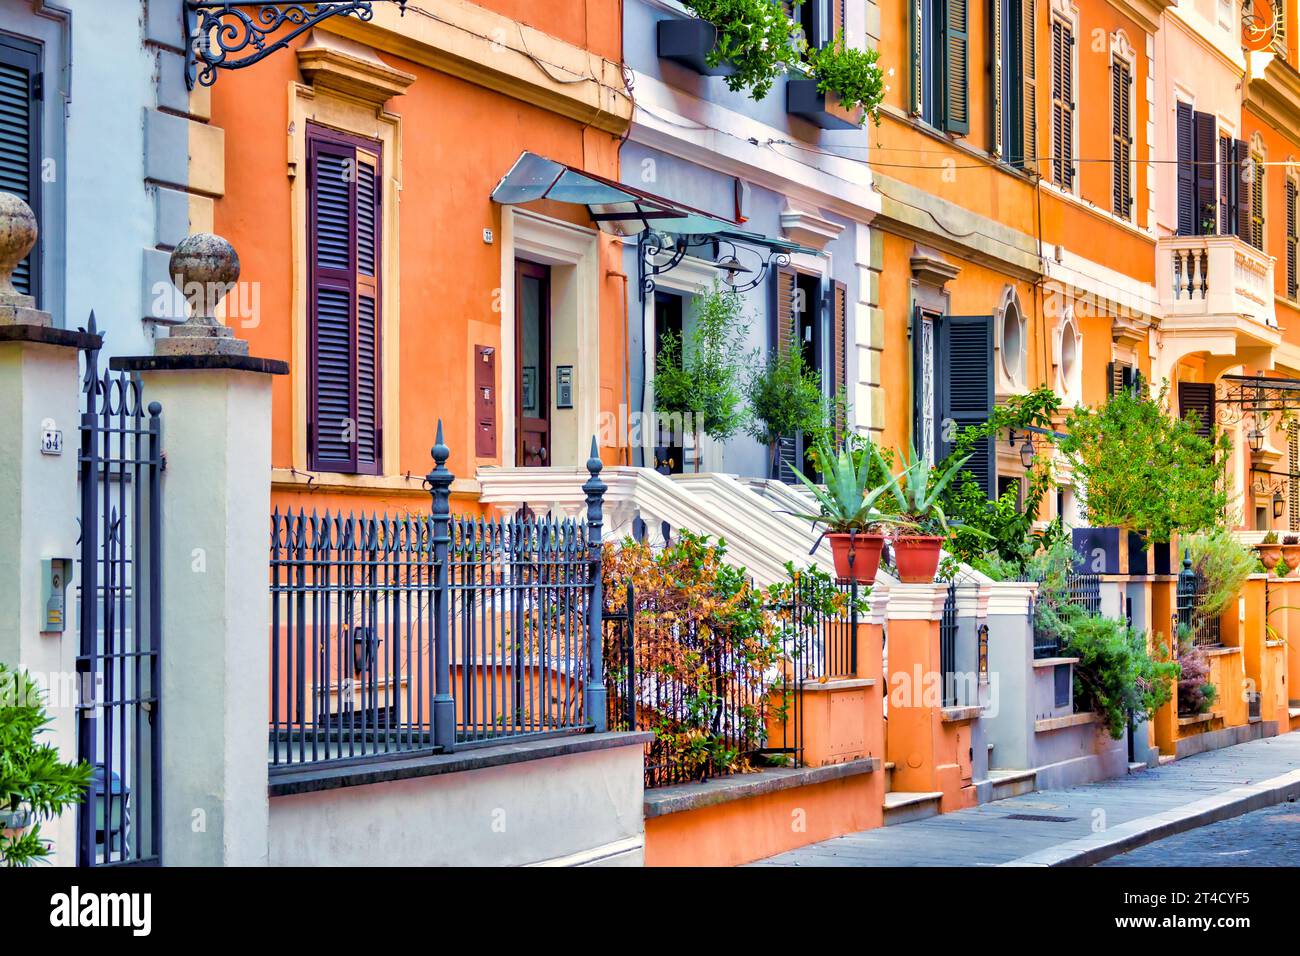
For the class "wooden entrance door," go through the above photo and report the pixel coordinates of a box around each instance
[515,260,551,466]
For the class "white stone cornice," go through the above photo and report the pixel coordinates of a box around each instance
[885,582,950,621]
[985,581,1038,616]
[868,587,891,625]
[954,582,991,619]
[627,71,880,223]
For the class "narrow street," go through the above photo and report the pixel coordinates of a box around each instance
[1098,802,1300,866]
[753,732,1300,867]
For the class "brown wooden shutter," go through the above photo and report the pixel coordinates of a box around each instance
[771,266,799,481]
[1111,58,1132,219]
[910,0,923,115]
[1290,421,1299,532]
[0,36,42,304]
[1020,0,1037,173]
[307,126,383,475]
[1218,136,1233,235]
[832,279,848,435]
[1193,111,1217,235]
[945,0,971,134]
[1287,178,1298,298]
[991,0,1004,158]
[1178,381,1215,442]
[1176,102,1196,235]
[1247,147,1265,250]
[1050,18,1073,188]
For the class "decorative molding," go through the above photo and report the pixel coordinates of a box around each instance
[884,582,950,621]
[321,0,631,135]
[984,580,1038,616]
[296,29,416,106]
[780,201,847,251]
[909,244,961,288]
[1105,0,1175,34]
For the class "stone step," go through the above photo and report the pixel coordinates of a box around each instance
[987,768,1037,801]
[883,791,942,826]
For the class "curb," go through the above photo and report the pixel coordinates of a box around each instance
[1000,768,1300,867]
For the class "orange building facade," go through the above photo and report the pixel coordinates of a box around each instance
[201,2,631,517]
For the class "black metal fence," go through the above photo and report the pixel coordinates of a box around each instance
[604,574,861,789]
[940,581,958,706]
[1031,570,1102,659]
[268,430,606,770]
[1176,551,1222,647]
[77,329,163,867]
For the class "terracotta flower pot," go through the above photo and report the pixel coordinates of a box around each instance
[826,532,883,584]
[1256,543,1283,572]
[1282,543,1300,575]
[892,535,945,583]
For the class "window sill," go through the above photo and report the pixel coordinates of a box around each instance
[1038,180,1154,242]
[272,467,481,499]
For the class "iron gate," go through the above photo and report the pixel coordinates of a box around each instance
[76,331,163,866]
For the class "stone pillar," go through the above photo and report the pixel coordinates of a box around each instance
[111,234,287,866]
[884,582,955,798]
[980,581,1037,772]
[0,194,94,865]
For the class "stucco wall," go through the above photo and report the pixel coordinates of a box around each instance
[269,742,647,867]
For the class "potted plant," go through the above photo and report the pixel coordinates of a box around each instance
[788,32,884,129]
[1256,531,1283,571]
[788,439,892,583]
[0,664,92,866]
[662,0,806,99]
[1282,535,1300,574]
[880,445,971,583]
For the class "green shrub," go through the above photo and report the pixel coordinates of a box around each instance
[1,665,92,866]
[802,32,885,124]
[1184,529,1255,617]
[1064,615,1179,739]
[683,0,807,100]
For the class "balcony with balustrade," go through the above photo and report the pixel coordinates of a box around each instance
[1153,235,1281,381]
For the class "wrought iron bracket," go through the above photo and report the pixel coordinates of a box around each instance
[184,1,409,90]
[1215,374,1300,428]
[636,231,791,302]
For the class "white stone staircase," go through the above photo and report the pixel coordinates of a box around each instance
[475,465,887,587]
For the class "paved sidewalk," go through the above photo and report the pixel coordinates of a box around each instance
[754,731,1300,867]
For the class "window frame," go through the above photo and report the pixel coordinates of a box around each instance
[0,32,43,307]
[1048,9,1077,193]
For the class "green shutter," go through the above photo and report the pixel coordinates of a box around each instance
[944,0,970,134]
[940,314,995,498]
[0,36,42,305]
[910,0,923,115]
[991,0,1004,157]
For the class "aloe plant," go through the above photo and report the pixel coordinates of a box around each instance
[788,439,891,533]
[881,445,970,536]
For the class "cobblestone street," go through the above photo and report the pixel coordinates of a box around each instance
[1097,801,1300,867]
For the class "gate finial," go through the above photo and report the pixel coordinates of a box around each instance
[0,192,49,327]
[156,233,250,356]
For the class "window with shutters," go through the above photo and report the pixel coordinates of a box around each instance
[1290,421,1299,532]
[1177,381,1215,442]
[796,0,845,50]
[0,35,42,306]
[1218,135,1233,235]
[306,124,383,475]
[1110,56,1133,220]
[992,0,1029,165]
[911,0,969,134]
[912,309,994,495]
[1049,16,1075,191]
[1176,105,1224,237]
[1249,151,1265,251]
[1287,176,1298,299]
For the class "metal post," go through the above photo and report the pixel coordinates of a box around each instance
[427,421,455,752]
[623,580,636,732]
[76,330,100,867]
[583,437,607,731]
[146,401,163,862]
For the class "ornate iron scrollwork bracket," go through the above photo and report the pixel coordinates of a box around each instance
[637,231,792,301]
[184,1,409,90]
[1215,374,1300,429]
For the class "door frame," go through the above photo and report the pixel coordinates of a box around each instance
[498,208,600,468]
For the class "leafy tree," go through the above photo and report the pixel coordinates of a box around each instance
[1060,380,1229,542]
[653,283,749,471]
[745,347,823,477]
[941,385,1062,570]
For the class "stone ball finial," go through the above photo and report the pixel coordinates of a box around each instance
[170,232,241,326]
[0,192,38,301]
[156,232,249,356]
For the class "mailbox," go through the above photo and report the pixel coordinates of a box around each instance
[42,557,72,633]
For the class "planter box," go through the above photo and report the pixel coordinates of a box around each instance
[657,19,733,77]
[786,78,864,130]
[1072,526,1119,574]
[1126,533,1174,576]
